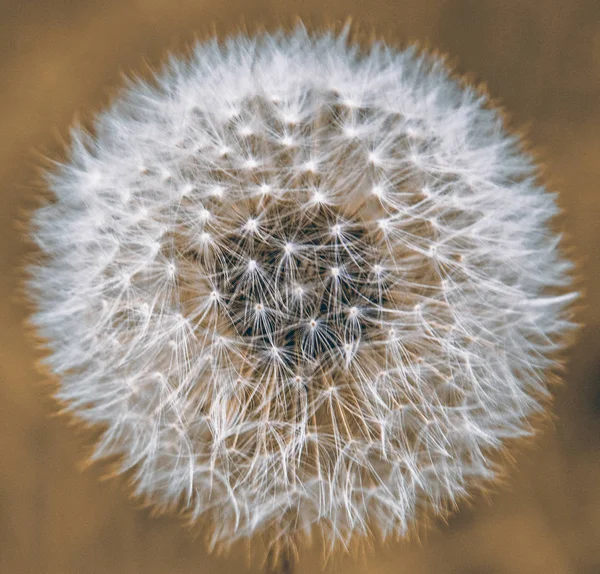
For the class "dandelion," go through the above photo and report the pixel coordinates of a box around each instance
[28,24,578,569]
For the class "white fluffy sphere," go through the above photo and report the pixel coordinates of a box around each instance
[29,26,577,553]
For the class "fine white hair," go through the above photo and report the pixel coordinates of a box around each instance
[28,24,577,555]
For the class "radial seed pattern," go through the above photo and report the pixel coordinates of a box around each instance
[29,28,577,550]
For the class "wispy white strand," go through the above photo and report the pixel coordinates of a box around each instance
[29,25,577,551]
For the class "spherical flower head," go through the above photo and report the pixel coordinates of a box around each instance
[28,25,578,556]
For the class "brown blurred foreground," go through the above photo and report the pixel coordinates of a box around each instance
[1,1,599,572]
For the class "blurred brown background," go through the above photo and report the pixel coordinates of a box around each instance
[1,1,599,572]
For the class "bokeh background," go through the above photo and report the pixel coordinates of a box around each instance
[1,1,599,572]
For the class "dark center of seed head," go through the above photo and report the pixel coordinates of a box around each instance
[212,207,385,368]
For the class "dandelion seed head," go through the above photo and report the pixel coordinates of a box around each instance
[28,25,578,554]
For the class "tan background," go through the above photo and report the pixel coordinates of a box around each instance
[1,1,599,572]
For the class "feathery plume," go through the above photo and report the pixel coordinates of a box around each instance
[28,25,578,563]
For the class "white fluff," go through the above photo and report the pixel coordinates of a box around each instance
[28,25,577,552]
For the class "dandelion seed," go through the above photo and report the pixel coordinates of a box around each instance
[244,218,259,233]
